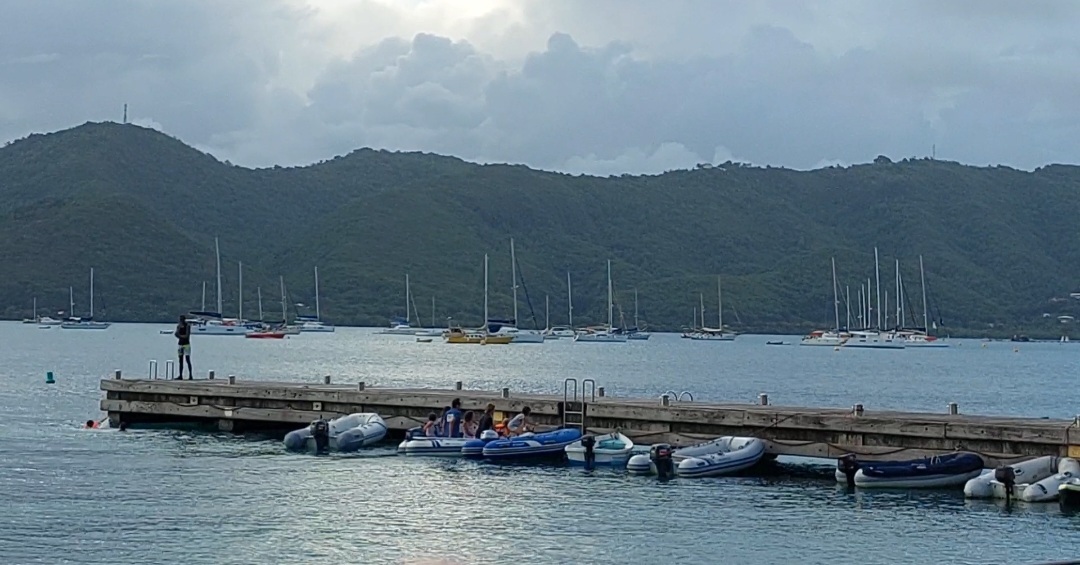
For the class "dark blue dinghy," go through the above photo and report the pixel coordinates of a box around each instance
[836,452,984,489]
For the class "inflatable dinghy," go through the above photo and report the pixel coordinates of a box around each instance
[674,436,766,478]
[565,432,635,467]
[834,453,984,489]
[482,428,582,460]
[283,413,387,453]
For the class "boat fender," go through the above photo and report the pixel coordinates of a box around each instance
[312,419,330,453]
[581,435,596,469]
[837,454,859,488]
[651,443,674,479]
[994,466,1016,505]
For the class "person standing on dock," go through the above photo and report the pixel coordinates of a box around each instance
[174,315,192,380]
[444,398,463,437]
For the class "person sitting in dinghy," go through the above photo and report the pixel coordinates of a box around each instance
[461,411,478,438]
[444,399,464,437]
[506,407,534,436]
[422,413,439,437]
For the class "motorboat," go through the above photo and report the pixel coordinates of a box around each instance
[834,453,984,488]
[283,413,387,453]
[296,316,335,333]
[574,329,628,343]
[963,456,1075,501]
[245,330,286,339]
[544,326,576,340]
[1059,479,1080,510]
[60,317,112,330]
[674,436,767,478]
[565,431,635,467]
[187,312,251,336]
[685,328,738,341]
[481,428,583,460]
[901,332,949,348]
[379,318,418,335]
[486,318,544,344]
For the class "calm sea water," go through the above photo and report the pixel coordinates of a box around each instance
[2,323,1080,565]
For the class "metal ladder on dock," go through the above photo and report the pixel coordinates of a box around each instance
[562,378,596,433]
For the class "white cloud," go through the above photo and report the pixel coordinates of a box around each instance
[2,0,1080,173]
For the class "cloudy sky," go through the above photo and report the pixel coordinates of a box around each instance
[2,0,1079,174]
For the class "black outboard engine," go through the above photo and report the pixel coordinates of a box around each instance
[837,454,859,488]
[312,419,331,453]
[581,434,596,469]
[651,443,674,479]
[994,465,1016,506]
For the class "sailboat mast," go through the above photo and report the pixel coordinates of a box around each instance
[405,273,411,323]
[33,297,36,320]
[214,237,223,315]
[432,296,436,328]
[510,238,519,325]
[567,272,573,327]
[920,255,929,332]
[89,268,95,318]
[545,294,550,331]
[279,276,287,322]
[717,276,723,328]
[257,287,263,321]
[831,257,839,332]
[238,262,243,321]
[866,277,872,329]
[69,287,74,316]
[314,266,320,321]
[699,293,705,329]
[895,259,903,328]
[606,259,613,328]
[201,281,207,312]
[874,247,882,330]
[634,288,640,328]
[845,285,852,330]
[483,255,489,325]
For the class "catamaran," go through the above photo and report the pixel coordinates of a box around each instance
[61,268,111,330]
[575,260,628,343]
[842,247,904,349]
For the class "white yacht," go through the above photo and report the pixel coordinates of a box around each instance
[842,329,905,349]
[574,260,627,344]
[801,258,847,347]
[544,326,577,339]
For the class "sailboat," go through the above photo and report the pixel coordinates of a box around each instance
[688,276,737,341]
[24,297,61,326]
[488,238,544,343]
[445,254,513,344]
[900,255,948,348]
[544,272,577,339]
[297,266,335,332]
[575,260,628,343]
[625,288,651,340]
[413,295,444,337]
[801,258,848,347]
[380,274,419,335]
[61,268,111,329]
[189,238,249,335]
[843,247,904,349]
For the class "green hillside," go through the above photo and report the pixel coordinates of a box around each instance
[2,122,1079,336]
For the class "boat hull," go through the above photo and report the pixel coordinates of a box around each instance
[403,437,472,457]
[836,453,985,489]
[482,429,582,460]
[565,432,635,466]
[283,413,388,453]
[60,322,111,330]
[675,437,766,478]
[574,333,628,343]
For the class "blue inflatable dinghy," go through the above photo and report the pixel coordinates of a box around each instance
[835,452,985,488]
[481,428,582,460]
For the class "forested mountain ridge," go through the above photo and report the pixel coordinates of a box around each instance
[2,121,1079,336]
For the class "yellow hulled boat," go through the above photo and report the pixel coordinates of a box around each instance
[444,327,513,345]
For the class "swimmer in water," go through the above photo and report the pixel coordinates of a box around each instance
[84,417,107,429]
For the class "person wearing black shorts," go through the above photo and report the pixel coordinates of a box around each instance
[174,315,192,379]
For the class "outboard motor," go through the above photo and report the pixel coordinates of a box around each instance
[312,419,331,453]
[651,443,674,479]
[994,465,1016,506]
[837,454,859,488]
[581,434,596,469]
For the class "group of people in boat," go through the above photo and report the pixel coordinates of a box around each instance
[421,399,534,439]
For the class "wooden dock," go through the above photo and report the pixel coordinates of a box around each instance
[100,374,1080,466]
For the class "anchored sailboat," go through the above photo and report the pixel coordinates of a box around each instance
[297,266,334,332]
[575,260,627,343]
[687,276,737,341]
[801,257,848,347]
[445,254,513,344]
[61,268,111,329]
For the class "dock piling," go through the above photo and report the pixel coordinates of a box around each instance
[661,394,671,407]
[323,375,331,385]
[358,381,365,391]
[759,393,769,406]
[455,381,463,391]
[501,387,510,399]
[208,370,215,380]
[597,387,605,397]
[852,403,864,417]
[948,402,959,415]
[228,375,236,384]
[113,369,122,380]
